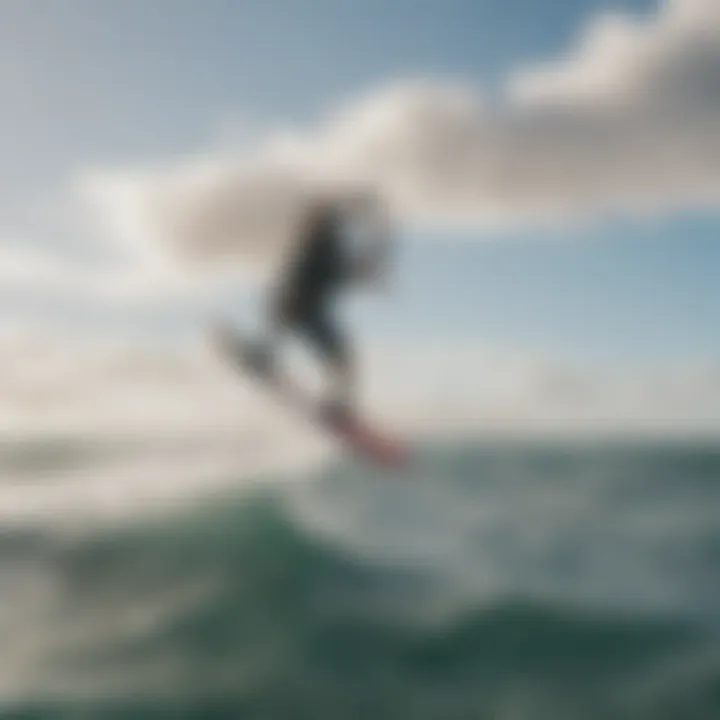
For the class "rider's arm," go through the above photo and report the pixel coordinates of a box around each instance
[345,203,394,287]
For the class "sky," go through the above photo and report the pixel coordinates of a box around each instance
[0,0,719,439]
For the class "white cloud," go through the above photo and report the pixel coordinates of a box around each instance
[78,0,720,270]
[0,323,718,528]
[0,233,250,309]
[0,326,718,448]
[363,342,720,439]
[0,242,84,293]
[76,157,314,275]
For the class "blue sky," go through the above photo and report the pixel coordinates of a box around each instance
[0,0,656,199]
[390,215,720,364]
[0,0,718,366]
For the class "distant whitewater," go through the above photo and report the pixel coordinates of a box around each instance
[1,439,719,719]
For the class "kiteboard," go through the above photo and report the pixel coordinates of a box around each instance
[211,323,408,468]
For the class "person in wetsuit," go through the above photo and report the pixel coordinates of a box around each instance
[252,190,391,426]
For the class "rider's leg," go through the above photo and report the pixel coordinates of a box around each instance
[246,290,293,376]
[299,309,355,422]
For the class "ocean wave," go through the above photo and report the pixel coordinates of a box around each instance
[1,442,719,718]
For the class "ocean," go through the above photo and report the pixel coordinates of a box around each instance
[1,439,719,719]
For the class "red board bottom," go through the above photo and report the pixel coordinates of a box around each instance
[332,418,409,468]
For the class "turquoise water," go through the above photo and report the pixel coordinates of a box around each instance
[2,441,719,719]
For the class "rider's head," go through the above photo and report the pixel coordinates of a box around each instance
[336,184,385,220]
[304,183,386,229]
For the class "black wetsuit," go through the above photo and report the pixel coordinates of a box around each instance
[277,206,351,365]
